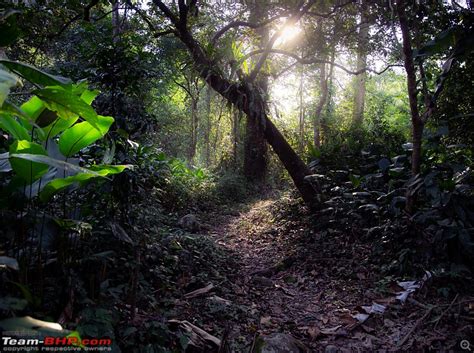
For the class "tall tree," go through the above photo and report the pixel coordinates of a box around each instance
[203,85,212,167]
[352,0,370,126]
[396,0,473,211]
[321,45,336,144]
[243,0,268,183]
[313,19,329,148]
[175,72,202,164]
[298,64,305,153]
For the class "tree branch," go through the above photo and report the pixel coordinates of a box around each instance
[177,0,188,27]
[211,11,291,45]
[127,0,176,37]
[46,0,100,39]
[248,0,316,82]
[242,48,402,75]
[152,0,178,25]
[307,0,354,18]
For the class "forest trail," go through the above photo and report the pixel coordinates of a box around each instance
[204,196,374,352]
[196,196,468,352]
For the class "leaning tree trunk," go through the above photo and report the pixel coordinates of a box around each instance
[157,6,319,208]
[352,1,369,126]
[243,0,268,183]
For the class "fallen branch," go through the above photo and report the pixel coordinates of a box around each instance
[168,319,221,350]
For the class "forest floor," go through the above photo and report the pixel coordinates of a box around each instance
[176,193,474,352]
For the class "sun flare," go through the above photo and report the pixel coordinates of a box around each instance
[275,24,301,46]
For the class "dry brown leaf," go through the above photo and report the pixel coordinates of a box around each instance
[307,326,321,340]
[260,316,272,326]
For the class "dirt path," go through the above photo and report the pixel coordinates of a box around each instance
[200,196,470,352]
[207,197,372,351]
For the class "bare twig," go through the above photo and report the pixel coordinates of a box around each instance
[434,294,458,329]
[398,306,434,347]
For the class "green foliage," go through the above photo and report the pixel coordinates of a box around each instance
[0,60,129,201]
[59,116,114,157]
[9,140,48,183]
[132,144,216,211]
[215,172,249,202]
[0,60,71,86]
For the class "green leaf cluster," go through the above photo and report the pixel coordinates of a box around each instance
[0,60,130,201]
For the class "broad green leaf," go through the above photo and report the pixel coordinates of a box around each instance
[9,140,48,183]
[59,115,114,157]
[80,89,99,105]
[2,100,30,119]
[0,113,30,140]
[42,116,78,141]
[33,86,99,129]
[0,60,71,86]
[1,101,47,140]
[9,153,100,177]
[89,164,132,175]
[40,164,131,201]
[21,96,45,121]
[40,173,98,202]
[0,68,18,105]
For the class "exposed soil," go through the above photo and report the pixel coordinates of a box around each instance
[181,194,474,352]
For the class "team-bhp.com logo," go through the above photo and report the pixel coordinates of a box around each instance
[1,332,112,351]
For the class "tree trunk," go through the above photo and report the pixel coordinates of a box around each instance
[397,1,423,176]
[243,0,268,183]
[352,1,369,126]
[232,106,241,168]
[204,85,212,167]
[314,60,328,148]
[244,105,267,181]
[188,97,199,163]
[397,0,424,213]
[321,46,336,144]
[112,0,121,43]
[298,65,305,153]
